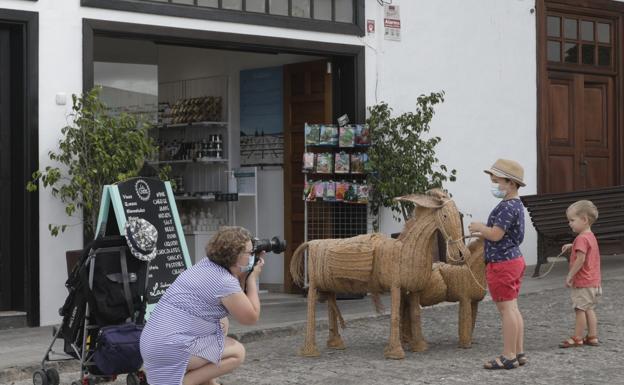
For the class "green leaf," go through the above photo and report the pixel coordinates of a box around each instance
[366,92,457,229]
[25,86,161,239]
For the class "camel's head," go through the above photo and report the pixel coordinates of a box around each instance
[395,189,471,263]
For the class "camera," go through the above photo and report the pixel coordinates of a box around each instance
[252,236,287,255]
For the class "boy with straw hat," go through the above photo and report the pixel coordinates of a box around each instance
[468,159,527,370]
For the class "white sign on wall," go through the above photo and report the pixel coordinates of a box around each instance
[384,5,401,41]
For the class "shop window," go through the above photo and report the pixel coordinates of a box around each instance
[545,13,614,69]
[270,0,289,16]
[547,40,560,62]
[314,0,332,20]
[246,0,266,13]
[82,0,364,36]
[222,0,242,10]
[292,0,311,18]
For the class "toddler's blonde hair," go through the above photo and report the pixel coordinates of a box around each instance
[567,200,599,225]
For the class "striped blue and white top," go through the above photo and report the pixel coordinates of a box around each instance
[140,258,242,385]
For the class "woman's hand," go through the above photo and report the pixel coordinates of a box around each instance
[250,252,266,277]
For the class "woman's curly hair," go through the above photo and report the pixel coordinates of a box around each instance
[206,226,252,271]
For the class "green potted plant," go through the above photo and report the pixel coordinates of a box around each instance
[27,86,167,244]
[366,91,457,231]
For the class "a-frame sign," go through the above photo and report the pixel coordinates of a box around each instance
[95,177,192,312]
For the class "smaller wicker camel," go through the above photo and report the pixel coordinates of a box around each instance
[290,189,470,359]
[400,238,486,350]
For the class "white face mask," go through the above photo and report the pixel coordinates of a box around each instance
[491,183,506,199]
[238,254,255,273]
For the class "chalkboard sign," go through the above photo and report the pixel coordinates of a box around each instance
[94,177,192,307]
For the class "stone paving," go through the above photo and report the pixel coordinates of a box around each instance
[10,278,623,385]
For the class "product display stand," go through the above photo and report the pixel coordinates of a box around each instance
[302,123,371,287]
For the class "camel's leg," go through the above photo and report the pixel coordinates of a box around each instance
[458,300,473,348]
[384,285,405,359]
[471,301,479,334]
[400,291,412,345]
[326,292,345,350]
[299,280,320,357]
[408,291,428,352]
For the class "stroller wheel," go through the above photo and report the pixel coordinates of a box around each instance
[138,370,149,385]
[32,369,49,385]
[45,368,60,385]
[127,373,140,385]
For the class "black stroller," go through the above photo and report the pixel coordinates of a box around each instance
[34,235,150,385]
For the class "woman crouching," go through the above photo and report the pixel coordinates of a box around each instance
[140,226,265,385]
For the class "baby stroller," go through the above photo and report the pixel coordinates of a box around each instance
[35,218,157,385]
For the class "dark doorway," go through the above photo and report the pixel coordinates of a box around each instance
[0,10,39,325]
[0,26,11,310]
[83,19,365,294]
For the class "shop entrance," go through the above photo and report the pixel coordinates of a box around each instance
[86,22,364,294]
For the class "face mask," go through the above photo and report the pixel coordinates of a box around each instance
[490,183,506,199]
[238,254,255,273]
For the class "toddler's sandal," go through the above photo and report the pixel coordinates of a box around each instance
[517,352,527,366]
[559,336,583,348]
[583,335,599,346]
[484,355,519,370]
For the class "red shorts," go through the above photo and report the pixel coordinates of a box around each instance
[486,256,526,302]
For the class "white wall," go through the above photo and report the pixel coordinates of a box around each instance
[364,0,538,265]
[0,0,540,324]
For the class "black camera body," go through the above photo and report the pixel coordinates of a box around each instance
[252,236,287,255]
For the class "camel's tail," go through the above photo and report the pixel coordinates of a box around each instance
[289,242,309,287]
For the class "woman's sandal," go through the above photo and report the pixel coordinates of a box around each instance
[483,355,519,370]
[517,352,527,366]
[583,335,599,346]
[559,336,584,348]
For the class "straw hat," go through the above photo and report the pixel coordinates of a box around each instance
[124,217,158,262]
[484,159,525,187]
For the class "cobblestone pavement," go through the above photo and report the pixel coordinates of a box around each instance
[11,278,624,385]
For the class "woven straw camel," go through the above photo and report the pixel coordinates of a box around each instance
[400,238,486,350]
[290,189,470,359]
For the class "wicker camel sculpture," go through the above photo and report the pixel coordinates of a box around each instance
[289,189,470,359]
[400,238,486,350]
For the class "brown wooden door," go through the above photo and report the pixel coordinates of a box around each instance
[283,60,332,293]
[541,71,616,193]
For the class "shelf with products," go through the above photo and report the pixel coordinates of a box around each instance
[155,121,228,129]
[148,76,234,244]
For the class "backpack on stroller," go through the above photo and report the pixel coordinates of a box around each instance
[34,229,154,385]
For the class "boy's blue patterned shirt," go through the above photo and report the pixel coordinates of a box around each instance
[484,198,525,263]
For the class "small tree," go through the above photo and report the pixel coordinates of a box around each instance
[367,92,456,230]
[27,86,167,239]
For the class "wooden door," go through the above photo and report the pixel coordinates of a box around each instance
[283,60,332,293]
[541,72,615,193]
[0,28,11,310]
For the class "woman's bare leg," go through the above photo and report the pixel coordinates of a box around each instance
[183,337,245,385]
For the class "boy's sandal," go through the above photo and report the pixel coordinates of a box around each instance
[517,352,527,366]
[483,355,519,370]
[583,335,599,346]
[559,336,584,348]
